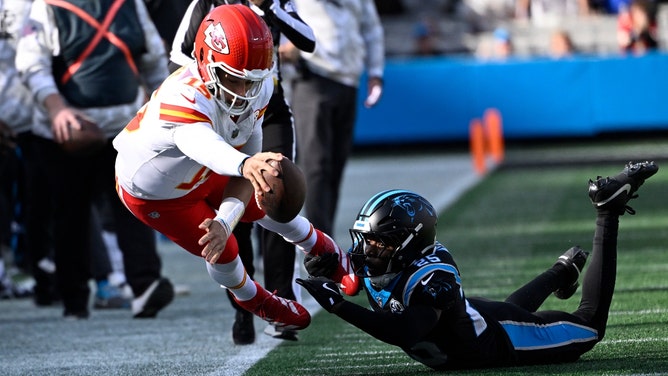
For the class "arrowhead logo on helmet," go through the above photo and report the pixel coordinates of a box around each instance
[203,23,229,54]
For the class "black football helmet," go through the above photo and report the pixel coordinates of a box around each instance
[349,190,437,287]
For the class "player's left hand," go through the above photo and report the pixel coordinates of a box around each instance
[198,218,230,264]
[296,276,343,313]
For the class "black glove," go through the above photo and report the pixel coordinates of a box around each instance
[296,276,343,313]
[303,252,339,278]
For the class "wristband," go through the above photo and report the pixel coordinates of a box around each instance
[214,217,231,236]
[215,197,245,233]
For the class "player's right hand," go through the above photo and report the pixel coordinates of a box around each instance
[240,152,283,195]
[296,276,344,313]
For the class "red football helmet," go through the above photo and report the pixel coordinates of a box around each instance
[193,4,273,115]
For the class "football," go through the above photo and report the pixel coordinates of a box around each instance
[256,158,306,223]
[60,117,107,156]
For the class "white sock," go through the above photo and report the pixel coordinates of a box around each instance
[256,215,317,252]
[205,258,257,301]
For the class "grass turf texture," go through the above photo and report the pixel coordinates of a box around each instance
[248,162,668,376]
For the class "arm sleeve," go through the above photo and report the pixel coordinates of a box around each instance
[334,301,441,349]
[134,0,169,92]
[172,123,249,176]
[360,0,384,79]
[261,0,315,52]
[15,0,60,106]
[407,269,461,311]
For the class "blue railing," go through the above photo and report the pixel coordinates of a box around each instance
[354,52,668,145]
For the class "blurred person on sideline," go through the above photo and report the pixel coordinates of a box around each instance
[1,0,62,303]
[285,0,385,237]
[590,0,631,14]
[549,29,576,58]
[413,16,443,56]
[0,118,16,298]
[298,161,658,370]
[455,0,517,32]
[2,0,130,307]
[476,27,514,60]
[168,0,315,344]
[16,0,174,319]
[113,4,359,333]
[515,0,591,28]
[617,0,659,54]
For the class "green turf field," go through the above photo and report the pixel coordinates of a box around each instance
[247,161,668,376]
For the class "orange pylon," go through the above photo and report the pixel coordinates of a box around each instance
[469,118,486,175]
[484,108,505,164]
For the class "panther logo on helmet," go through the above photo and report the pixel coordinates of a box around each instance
[391,194,434,224]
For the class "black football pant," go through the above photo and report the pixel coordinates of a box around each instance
[291,73,357,236]
[44,137,162,314]
[475,212,618,365]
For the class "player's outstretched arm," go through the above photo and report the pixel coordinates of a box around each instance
[297,276,441,348]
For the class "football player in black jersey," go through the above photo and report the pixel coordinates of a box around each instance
[298,161,658,370]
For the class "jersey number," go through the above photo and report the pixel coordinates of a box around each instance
[414,255,440,268]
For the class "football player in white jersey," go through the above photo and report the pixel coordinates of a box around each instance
[113,4,357,331]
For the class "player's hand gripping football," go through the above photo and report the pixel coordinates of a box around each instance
[240,151,283,195]
[296,276,344,313]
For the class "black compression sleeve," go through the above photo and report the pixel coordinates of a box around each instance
[334,301,440,348]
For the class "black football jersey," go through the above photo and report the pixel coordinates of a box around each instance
[360,242,515,369]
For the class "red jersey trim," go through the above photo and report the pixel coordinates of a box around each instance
[159,103,212,125]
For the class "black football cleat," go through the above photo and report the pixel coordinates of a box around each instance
[553,246,589,300]
[232,310,255,345]
[132,277,174,318]
[588,161,658,215]
[264,324,299,341]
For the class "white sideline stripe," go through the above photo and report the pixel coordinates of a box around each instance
[430,167,484,213]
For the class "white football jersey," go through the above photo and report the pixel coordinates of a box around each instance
[114,63,272,200]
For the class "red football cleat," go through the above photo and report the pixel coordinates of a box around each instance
[310,229,360,296]
[234,282,311,330]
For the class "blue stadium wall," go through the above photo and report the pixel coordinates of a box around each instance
[353,52,668,145]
